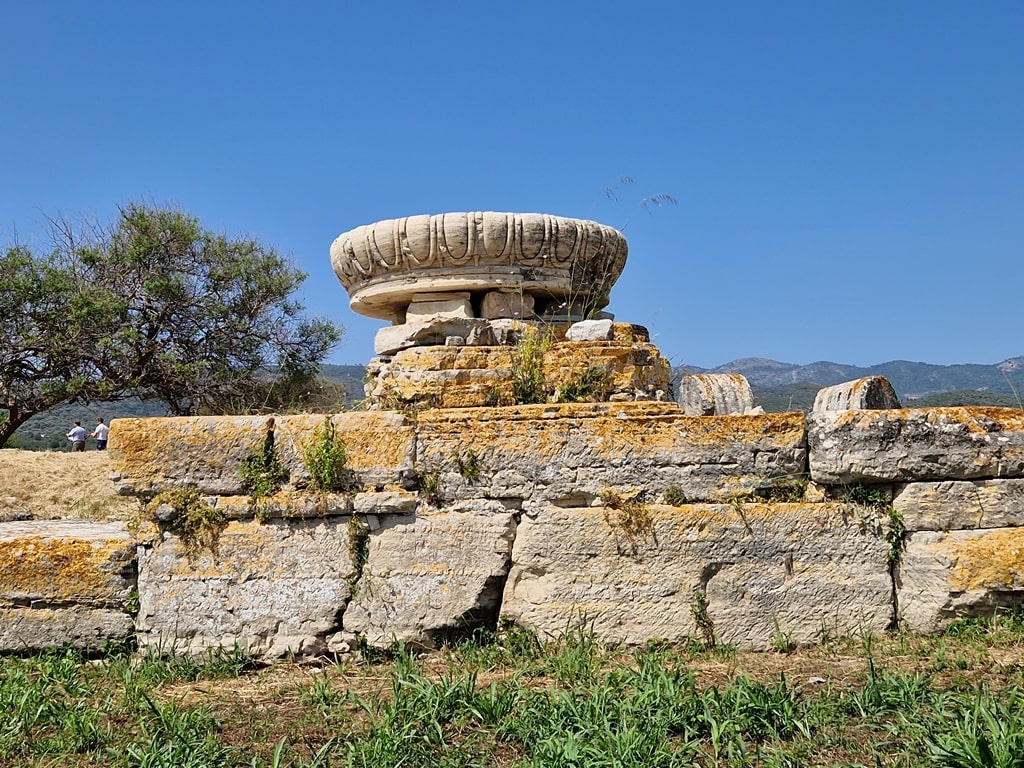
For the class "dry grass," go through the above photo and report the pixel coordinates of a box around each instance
[0,448,141,521]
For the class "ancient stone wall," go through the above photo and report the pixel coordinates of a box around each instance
[4,401,1022,657]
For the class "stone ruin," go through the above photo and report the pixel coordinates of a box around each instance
[330,212,671,409]
[3,212,1024,657]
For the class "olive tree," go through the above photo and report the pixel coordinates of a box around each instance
[0,204,343,447]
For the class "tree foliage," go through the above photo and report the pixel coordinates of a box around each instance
[0,204,342,447]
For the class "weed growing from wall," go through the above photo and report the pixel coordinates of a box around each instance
[556,363,613,403]
[347,517,370,573]
[302,417,348,492]
[600,488,654,554]
[755,477,809,503]
[451,448,480,481]
[663,485,688,506]
[511,327,551,405]
[240,420,287,500]
[146,488,227,555]
[418,470,443,507]
[690,588,716,649]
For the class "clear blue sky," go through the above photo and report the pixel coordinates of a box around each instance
[3,2,1021,368]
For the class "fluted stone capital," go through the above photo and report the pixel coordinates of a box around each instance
[330,212,628,322]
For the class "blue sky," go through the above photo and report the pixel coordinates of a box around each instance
[3,2,1021,368]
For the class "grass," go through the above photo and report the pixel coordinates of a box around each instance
[4,611,1024,766]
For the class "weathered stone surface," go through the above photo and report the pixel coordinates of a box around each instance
[1,607,135,652]
[351,489,420,517]
[894,479,1024,531]
[405,292,474,323]
[110,412,416,497]
[480,290,535,320]
[365,339,672,409]
[566,319,614,342]
[331,212,627,322]
[374,318,497,356]
[677,373,755,416]
[415,403,808,504]
[502,502,891,649]
[812,376,901,412]
[0,520,136,651]
[213,491,353,520]
[898,528,1024,633]
[0,520,135,605]
[543,341,672,403]
[136,518,358,657]
[343,505,517,648]
[808,407,1024,484]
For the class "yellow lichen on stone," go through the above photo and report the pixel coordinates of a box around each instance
[0,531,132,601]
[940,528,1024,591]
[414,403,805,462]
[829,406,1024,433]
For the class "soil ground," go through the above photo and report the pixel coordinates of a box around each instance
[0,448,140,522]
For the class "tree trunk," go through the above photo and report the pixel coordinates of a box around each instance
[0,411,34,449]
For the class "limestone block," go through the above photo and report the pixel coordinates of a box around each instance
[415,403,808,504]
[365,340,673,410]
[110,412,416,497]
[405,292,474,323]
[343,505,517,648]
[213,491,353,520]
[894,479,1024,531]
[374,318,497,356]
[898,528,1024,633]
[480,291,535,320]
[501,502,891,649]
[566,319,615,342]
[135,518,358,658]
[352,490,420,517]
[677,374,756,416]
[808,407,1024,484]
[1,607,135,652]
[812,376,901,412]
[0,520,136,651]
[543,342,672,403]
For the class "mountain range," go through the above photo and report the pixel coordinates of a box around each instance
[682,356,1024,398]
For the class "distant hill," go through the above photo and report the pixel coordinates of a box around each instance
[702,357,1023,398]
[677,356,1024,413]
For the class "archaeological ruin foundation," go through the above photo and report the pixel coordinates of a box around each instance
[3,212,1023,657]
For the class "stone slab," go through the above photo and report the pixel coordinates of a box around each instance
[894,479,1024,531]
[1,607,135,652]
[110,412,416,497]
[501,502,892,649]
[0,520,136,651]
[136,518,358,658]
[808,407,1024,484]
[0,520,135,605]
[374,318,496,356]
[344,504,516,648]
[898,527,1024,633]
[414,403,808,504]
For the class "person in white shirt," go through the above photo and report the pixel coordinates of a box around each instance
[92,418,110,450]
[66,421,87,452]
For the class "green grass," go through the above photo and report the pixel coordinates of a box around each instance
[4,611,1024,767]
